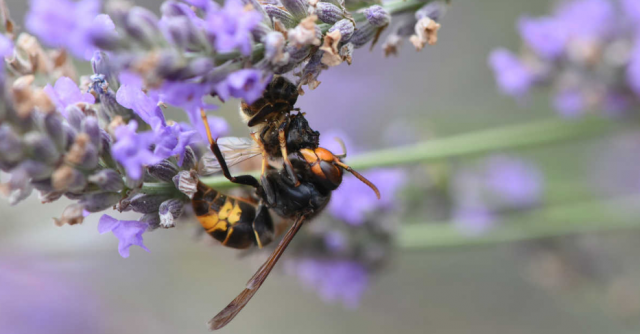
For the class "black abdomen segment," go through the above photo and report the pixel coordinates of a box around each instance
[192,182,274,249]
[240,76,299,121]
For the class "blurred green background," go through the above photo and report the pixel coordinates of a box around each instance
[3,1,640,333]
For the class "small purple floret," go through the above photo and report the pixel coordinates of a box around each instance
[43,77,95,119]
[98,214,150,258]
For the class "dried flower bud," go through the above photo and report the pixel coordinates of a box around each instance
[65,133,99,169]
[91,51,119,91]
[24,132,59,164]
[320,30,343,67]
[297,50,326,91]
[53,203,86,226]
[79,192,121,212]
[88,169,125,192]
[129,193,172,214]
[329,19,354,41]
[0,124,24,164]
[2,180,33,206]
[52,165,86,192]
[264,31,289,66]
[148,160,179,182]
[159,198,184,228]
[173,170,198,199]
[315,2,348,25]
[288,15,321,48]
[409,17,441,50]
[364,5,390,28]
[340,42,353,65]
[382,33,402,57]
[264,5,297,29]
[39,189,63,203]
[125,7,161,47]
[281,0,308,21]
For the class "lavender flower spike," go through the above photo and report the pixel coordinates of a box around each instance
[98,214,150,258]
[205,0,263,55]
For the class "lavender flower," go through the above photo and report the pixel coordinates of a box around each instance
[43,77,96,119]
[204,0,262,55]
[216,69,271,104]
[488,49,535,98]
[116,71,165,128]
[98,214,150,258]
[286,259,369,309]
[25,0,113,59]
[491,0,640,116]
[450,154,544,234]
[111,120,161,180]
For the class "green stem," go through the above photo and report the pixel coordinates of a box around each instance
[398,194,640,249]
[200,117,612,189]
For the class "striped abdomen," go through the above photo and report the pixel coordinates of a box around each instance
[192,182,274,249]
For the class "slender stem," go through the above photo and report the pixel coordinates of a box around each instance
[199,117,612,189]
[398,194,640,249]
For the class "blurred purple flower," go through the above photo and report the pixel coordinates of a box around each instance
[0,34,13,57]
[111,121,162,180]
[319,131,406,226]
[329,169,406,226]
[116,71,166,128]
[627,44,640,97]
[26,0,113,59]
[452,204,495,235]
[484,155,543,208]
[287,258,369,309]
[553,89,586,118]
[488,48,534,98]
[43,77,95,119]
[216,69,271,104]
[98,214,150,258]
[554,0,614,41]
[622,0,640,24]
[204,0,262,55]
[518,16,566,59]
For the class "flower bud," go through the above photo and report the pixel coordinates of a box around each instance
[148,160,179,182]
[364,5,390,27]
[173,170,198,199]
[99,88,135,121]
[42,112,67,150]
[24,132,59,164]
[39,189,63,203]
[52,165,86,192]
[82,116,102,152]
[79,192,121,212]
[416,1,448,22]
[125,7,161,47]
[88,169,125,192]
[65,105,86,130]
[140,213,161,230]
[181,146,197,171]
[281,0,308,21]
[32,178,54,193]
[100,130,117,168]
[91,51,119,91]
[328,19,354,41]
[159,198,184,228]
[315,2,347,25]
[129,193,172,214]
[0,124,24,164]
[264,5,297,29]
[159,16,194,49]
[21,160,53,180]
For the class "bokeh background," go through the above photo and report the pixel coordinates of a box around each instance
[3,1,640,333]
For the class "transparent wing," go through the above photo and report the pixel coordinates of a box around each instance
[198,137,261,176]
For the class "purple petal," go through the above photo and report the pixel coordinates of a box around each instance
[0,34,13,57]
[98,214,119,234]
